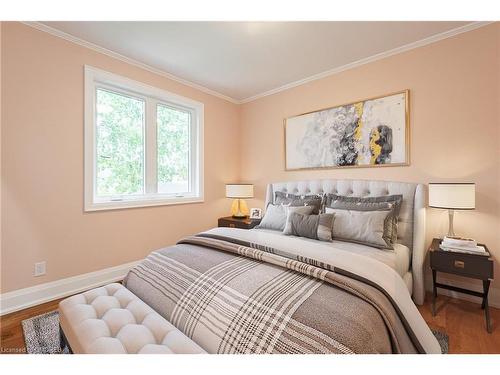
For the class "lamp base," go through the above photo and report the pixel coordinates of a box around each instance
[447,209,455,237]
[232,214,247,219]
[230,199,249,219]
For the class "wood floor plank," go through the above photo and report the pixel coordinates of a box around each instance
[1,298,64,354]
[1,292,498,354]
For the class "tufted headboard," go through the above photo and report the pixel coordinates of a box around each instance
[264,179,427,305]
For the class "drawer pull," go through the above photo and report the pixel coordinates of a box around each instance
[229,223,235,228]
[454,260,465,269]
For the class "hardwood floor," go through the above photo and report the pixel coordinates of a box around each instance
[1,293,499,354]
[1,298,65,354]
[417,293,500,353]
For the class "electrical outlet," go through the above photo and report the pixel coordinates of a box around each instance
[34,261,46,277]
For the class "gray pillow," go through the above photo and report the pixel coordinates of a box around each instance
[283,212,335,242]
[325,207,393,249]
[274,192,323,214]
[282,206,314,233]
[256,204,287,231]
[257,204,313,231]
[325,194,403,243]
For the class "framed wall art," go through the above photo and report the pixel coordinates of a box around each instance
[284,90,409,170]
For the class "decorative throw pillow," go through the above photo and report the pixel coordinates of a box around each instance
[257,204,314,231]
[282,206,314,233]
[325,207,394,249]
[256,204,287,231]
[325,194,403,243]
[274,192,324,214]
[283,212,335,242]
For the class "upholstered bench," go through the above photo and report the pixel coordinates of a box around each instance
[58,283,206,354]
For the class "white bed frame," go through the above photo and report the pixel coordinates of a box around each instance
[264,179,427,305]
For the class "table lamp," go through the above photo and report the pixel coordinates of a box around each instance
[428,183,475,237]
[225,184,254,218]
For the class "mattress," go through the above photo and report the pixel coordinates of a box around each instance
[251,228,411,277]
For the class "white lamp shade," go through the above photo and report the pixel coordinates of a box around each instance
[428,183,475,210]
[226,184,254,199]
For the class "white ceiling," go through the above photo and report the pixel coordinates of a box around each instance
[42,21,474,102]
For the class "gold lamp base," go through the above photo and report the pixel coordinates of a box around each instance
[231,199,249,218]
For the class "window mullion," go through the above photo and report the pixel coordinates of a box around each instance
[145,99,158,194]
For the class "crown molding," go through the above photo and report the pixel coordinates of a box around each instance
[22,21,239,104]
[22,21,494,105]
[239,21,495,103]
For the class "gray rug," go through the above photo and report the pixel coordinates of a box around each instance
[431,329,449,354]
[22,311,69,354]
[22,310,450,354]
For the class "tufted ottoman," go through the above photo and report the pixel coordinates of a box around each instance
[58,283,206,354]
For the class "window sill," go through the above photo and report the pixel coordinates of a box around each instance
[84,196,204,212]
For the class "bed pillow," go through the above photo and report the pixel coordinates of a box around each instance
[282,206,315,233]
[256,204,287,231]
[283,212,335,242]
[325,194,403,243]
[325,207,394,249]
[325,193,403,215]
[274,192,323,214]
[257,205,314,231]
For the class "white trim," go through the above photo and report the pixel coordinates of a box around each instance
[21,22,239,104]
[240,21,495,103]
[425,273,500,309]
[84,65,204,211]
[22,21,493,104]
[0,260,141,316]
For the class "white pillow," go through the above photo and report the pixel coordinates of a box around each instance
[325,207,393,249]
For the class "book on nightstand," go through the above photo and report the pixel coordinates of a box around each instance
[439,236,490,256]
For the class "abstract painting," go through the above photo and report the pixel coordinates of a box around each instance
[284,90,409,170]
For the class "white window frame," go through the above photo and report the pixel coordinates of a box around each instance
[84,65,204,211]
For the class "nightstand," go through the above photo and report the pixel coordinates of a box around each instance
[429,238,494,333]
[218,216,261,229]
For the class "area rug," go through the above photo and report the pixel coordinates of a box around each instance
[22,311,69,354]
[22,310,450,354]
[431,329,449,354]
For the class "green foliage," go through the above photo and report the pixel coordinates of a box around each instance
[157,104,190,192]
[96,89,144,196]
[95,89,190,197]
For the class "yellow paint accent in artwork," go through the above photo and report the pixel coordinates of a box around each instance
[370,128,382,164]
[353,102,364,165]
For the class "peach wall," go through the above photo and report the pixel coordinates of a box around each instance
[1,23,240,292]
[240,24,500,290]
[1,22,499,298]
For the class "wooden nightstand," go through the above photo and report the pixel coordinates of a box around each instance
[429,238,494,333]
[218,216,261,229]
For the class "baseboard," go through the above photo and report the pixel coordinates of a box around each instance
[424,273,500,309]
[0,260,141,316]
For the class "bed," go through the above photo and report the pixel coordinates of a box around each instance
[123,179,439,354]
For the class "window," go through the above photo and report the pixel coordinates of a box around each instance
[85,66,204,211]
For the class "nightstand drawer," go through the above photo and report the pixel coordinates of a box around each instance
[430,251,493,279]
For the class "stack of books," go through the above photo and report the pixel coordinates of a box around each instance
[439,236,489,256]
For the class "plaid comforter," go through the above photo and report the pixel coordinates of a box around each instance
[124,233,425,354]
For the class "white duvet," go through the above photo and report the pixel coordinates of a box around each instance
[203,227,441,354]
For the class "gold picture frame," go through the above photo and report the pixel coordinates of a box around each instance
[284,90,410,171]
